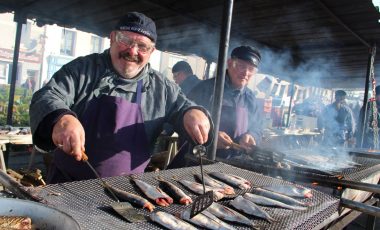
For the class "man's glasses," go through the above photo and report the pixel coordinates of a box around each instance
[232,59,257,73]
[116,32,154,54]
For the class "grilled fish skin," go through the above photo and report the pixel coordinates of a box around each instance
[177,179,225,201]
[252,188,311,207]
[104,182,155,212]
[150,211,197,230]
[195,174,235,195]
[208,172,251,190]
[181,209,236,230]
[261,184,313,198]
[132,178,173,207]
[157,177,193,205]
[207,203,258,228]
[243,193,307,211]
[0,216,32,230]
[230,196,276,223]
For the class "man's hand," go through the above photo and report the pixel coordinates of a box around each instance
[217,131,233,149]
[52,114,85,161]
[239,133,256,149]
[183,109,210,145]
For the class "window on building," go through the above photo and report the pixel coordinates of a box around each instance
[60,30,76,56]
[91,36,103,53]
[0,62,7,80]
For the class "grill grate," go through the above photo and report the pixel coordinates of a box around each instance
[36,162,339,230]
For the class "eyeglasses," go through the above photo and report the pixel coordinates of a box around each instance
[232,59,257,73]
[115,32,154,54]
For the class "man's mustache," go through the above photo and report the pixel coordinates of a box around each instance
[119,52,140,62]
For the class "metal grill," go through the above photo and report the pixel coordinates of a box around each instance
[36,162,339,230]
[223,154,380,182]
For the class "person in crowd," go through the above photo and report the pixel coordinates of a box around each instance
[358,85,380,148]
[171,61,201,95]
[29,12,212,183]
[318,90,355,147]
[169,45,264,165]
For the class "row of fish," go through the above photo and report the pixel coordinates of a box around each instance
[151,186,313,230]
[104,172,312,217]
[150,188,310,230]
[150,202,258,230]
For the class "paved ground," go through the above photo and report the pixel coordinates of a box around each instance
[2,150,379,229]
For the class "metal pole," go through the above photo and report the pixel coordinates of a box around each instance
[359,45,376,147]
[7,12,26,125]
[208,0,234,160]
[286,82,295,127]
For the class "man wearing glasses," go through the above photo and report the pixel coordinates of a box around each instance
[188,46,263,159]
[29,12,212,183]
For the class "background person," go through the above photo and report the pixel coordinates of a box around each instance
[171,61,201,95]
[169,45,264,166]
[318,90,355,147]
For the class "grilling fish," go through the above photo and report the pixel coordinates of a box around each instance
[261,184,313,198]
[104,182,155,212]
[150,211,197,230]
[0,216,32,230]
[181,209,236,230]
[156,177,193,205]
[208,172,251,190]
[243,193,307,211]
[230,196,276,223]
[194,174,235,195]
[177,179,225,201]
[132,178,173,207]
[207,202,258,228]
[252,188,311,207]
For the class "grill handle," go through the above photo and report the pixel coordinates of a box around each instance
[340,198,380,217]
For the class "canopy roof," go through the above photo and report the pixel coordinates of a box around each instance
[1,0,380,88]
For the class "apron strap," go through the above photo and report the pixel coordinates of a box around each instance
[136,79,143,105]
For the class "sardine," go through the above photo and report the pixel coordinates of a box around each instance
[243,193,307,211]
[178,179,225,201]
[195,174,235,195]
[261,184,313,198]
[150,211,197,230]
[181,209,236,230]
[208,172,251,190]
[207,202,258,228]
[230,196,276,223]
[104,182,155,212]
[157,177,193,205]
[132,178,173,207]
[0,216,32,230]
[252,188,311,207]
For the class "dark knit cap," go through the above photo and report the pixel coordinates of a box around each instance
[335,90,347,98]
[231,46,261,67]
[115,12,157,42]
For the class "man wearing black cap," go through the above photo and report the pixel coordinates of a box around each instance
[172,45,264,161]
[318,90,355,147]
[172,61,201,95]
[29,12,212,183]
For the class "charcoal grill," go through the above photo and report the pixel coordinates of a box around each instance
[23,162,339,230]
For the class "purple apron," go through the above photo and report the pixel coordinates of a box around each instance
[218,95,249,158]
[47,80,150,183]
